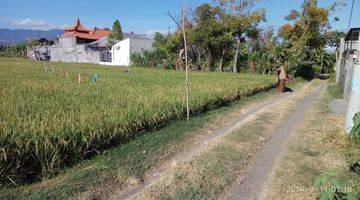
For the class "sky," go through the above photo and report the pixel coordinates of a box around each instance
[0,0,359,35]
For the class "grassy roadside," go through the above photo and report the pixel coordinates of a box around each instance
[132,81,318,200]
[0,76,303,200]
[261,81,360,199]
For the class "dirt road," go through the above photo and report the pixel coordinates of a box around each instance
[227,84,325,200]
[111,81,325,200]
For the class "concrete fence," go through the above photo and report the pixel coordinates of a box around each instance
[336,28,360,134]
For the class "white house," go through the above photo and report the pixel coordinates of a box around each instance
[101,35,153,66]
[27,19,153,67]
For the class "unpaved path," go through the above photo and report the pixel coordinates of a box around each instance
[111,83,311,200]
[226,83,326,200]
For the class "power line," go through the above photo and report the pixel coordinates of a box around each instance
[347,0,355,31]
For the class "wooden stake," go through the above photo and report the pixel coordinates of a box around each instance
[77,73,81,84]
[182,0,190,121]
[43,62,47,72]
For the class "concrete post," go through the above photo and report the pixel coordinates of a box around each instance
[345,34,360,134]
[344,55,355,100]
[345,62,360,134]
[336,38,345,83]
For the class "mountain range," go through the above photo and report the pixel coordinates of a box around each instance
[0,29,63,45]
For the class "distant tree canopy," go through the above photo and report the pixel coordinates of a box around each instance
[0,38,50,58]
[278,0,343,79]
[324,30,346,49]
[0,43,27,58]
[133,0,267,73]
[108,20,124,43]
[132,0,343,78]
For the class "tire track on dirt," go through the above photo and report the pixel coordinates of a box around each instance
[111,83,312,200]
[226,83,326,200]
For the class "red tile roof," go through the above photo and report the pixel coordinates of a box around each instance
[62,18,110,41]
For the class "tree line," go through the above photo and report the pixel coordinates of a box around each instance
[132,0,346,79]
[0,43,27,58]
[0,38,54,59]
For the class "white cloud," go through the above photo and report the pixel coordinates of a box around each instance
[144,29,172,36]
[0,18,67,30]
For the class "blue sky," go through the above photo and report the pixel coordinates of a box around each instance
[0,0,359,34]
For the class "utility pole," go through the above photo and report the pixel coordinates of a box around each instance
[182,0,190,121]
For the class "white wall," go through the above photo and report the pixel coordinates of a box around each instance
[50,36,100,64]
[111,38,131,66]
[101,37,153,66]
[59,36,76,48]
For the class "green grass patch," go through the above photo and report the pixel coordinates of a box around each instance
[327,82,342,99]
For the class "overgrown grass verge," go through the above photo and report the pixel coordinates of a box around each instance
[0,77,305,200]
[261,82,360,199]
[132,80,317,200]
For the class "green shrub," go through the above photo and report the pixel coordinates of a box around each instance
[315,172,358,200]
[350,113,360,146]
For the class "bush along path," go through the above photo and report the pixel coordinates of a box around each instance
[110,81,323,200]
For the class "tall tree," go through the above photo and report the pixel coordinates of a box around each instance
[324,30,346,62]
[191,3,227,71]
[247,26,280,74]
[108,20,124,43]
[215,0,265,73]
[278,0,342,79]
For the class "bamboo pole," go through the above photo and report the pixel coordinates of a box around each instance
[182,0,190,121]
[15,39,30,69]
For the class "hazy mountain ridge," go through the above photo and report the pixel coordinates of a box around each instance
[0,29,63,45]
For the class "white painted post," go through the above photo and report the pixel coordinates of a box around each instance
[77,73,81,84]
[345,61,360,134]
[344,55,355,100]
